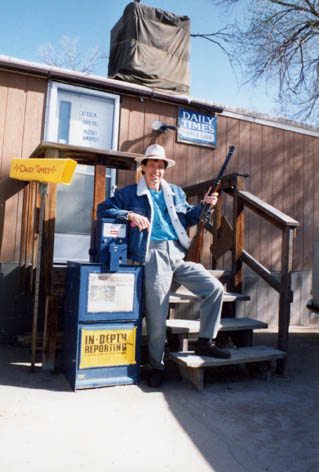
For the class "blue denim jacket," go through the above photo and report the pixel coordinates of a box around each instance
[97,177,202,264]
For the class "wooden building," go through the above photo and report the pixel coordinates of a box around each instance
[0,54,318,345]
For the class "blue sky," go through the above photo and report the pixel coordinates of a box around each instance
[1,0,278,116]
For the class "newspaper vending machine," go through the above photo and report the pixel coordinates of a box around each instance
[63,219,143,390]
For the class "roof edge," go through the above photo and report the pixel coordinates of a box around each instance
[0,54,223,114]
[222,106,319,138]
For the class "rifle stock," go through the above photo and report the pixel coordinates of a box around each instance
[185,145,235,263]
[185,221,206,262]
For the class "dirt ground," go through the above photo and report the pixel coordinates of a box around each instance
[0,326,318,472]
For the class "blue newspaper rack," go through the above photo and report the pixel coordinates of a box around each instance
[63,262,143,390]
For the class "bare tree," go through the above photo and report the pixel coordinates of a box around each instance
[194,0,319,122]
[38,36,107,74]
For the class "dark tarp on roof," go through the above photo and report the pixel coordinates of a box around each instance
[108,2,190,94]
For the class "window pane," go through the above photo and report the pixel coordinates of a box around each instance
[58,100,71,143]
[55,172,94,234]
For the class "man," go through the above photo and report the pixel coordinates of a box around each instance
[97,144,231,387]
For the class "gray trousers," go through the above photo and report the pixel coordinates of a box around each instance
[144,240,224,370]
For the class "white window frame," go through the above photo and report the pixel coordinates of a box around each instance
[44,81,120,153]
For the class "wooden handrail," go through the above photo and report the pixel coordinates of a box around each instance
[237,190,299,230]
[241,249,281,294]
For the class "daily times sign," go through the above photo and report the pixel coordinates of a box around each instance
[178,108,217,148]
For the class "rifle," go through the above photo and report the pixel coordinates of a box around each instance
[185,145,235,263]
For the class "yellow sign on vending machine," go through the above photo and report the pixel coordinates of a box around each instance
[79,328,137,369]
[10,158,77,184]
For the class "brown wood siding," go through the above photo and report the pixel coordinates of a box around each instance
[314,138,319,258]
[247,123,262,264]
[303,135,314,270]
[0,70,318,274]
[271,127,284,269]
[117,96,319,272]
[293,133,304,270]
[0,71,46,263]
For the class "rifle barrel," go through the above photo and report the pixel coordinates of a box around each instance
[214,145,235,188]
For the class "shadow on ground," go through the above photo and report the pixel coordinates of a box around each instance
[0,343,71,392]
[160,330,319,472]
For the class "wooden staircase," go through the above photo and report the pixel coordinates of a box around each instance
[166,270,286,390]
[165,172,299,390]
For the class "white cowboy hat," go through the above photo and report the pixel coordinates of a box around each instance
[135,144,175,168]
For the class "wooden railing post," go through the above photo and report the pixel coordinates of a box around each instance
[277,226,294,373]
[231,175,245,293]
[212,193,222,269]
[90,164,107,257]
[92,164,106,222]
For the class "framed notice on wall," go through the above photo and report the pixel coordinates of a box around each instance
[177,108,217,148]
[44,82,120,151]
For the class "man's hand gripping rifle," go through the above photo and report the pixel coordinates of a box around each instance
[185,145,235,263]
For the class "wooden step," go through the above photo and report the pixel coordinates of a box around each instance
[166,317,267,351]
[166,317,267,334]
[169,287,250,304]
[169,345,286,391]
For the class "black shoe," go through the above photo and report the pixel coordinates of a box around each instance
[146,368,164,388]
[195,339,232,359]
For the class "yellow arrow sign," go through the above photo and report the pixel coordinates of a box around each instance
[10,158,77,184]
